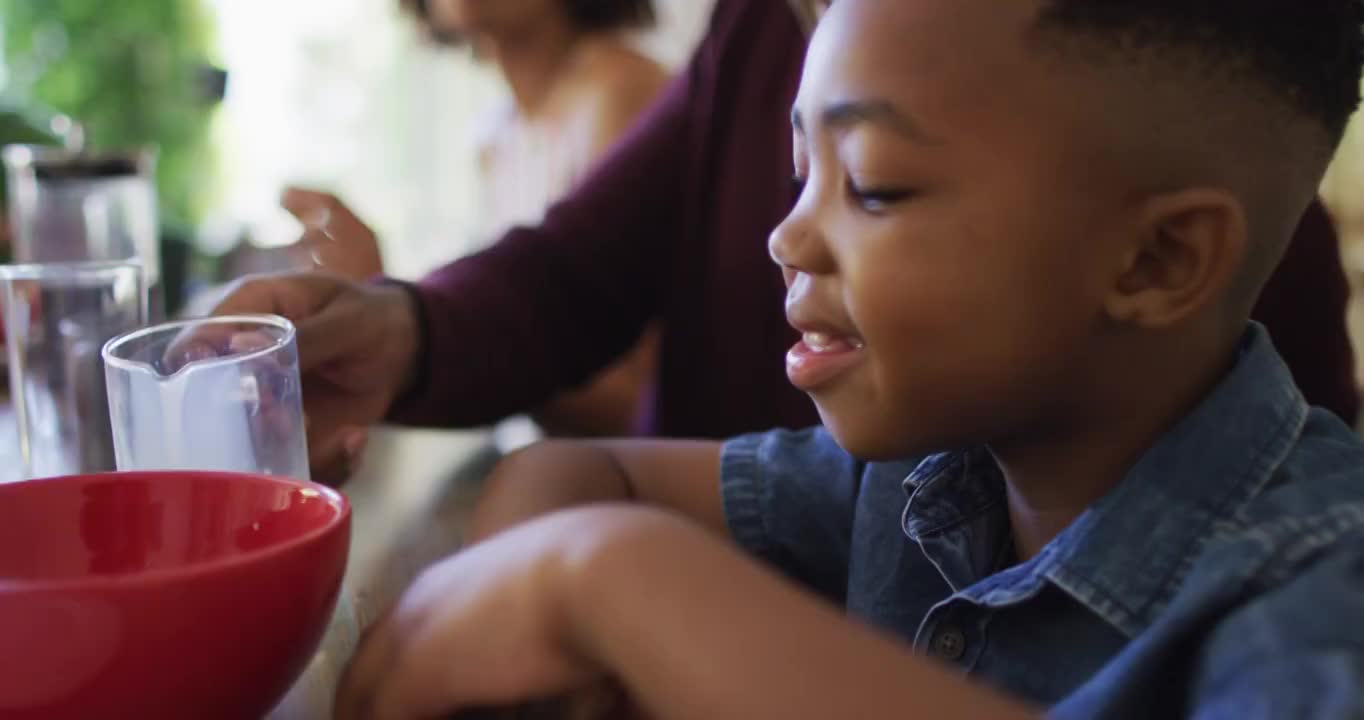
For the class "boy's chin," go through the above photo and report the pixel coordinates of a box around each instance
[818,407,935,462]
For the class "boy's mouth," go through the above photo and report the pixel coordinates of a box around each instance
[786,329,866,391]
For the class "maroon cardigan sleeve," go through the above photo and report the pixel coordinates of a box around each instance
[384,12,717,427]
[1252,199,1359,423]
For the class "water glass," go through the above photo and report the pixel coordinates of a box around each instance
[1,261,147,480]
[102,314,310,481]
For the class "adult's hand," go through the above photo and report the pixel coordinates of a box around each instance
[281,187,385,281]
[211,271,420,483]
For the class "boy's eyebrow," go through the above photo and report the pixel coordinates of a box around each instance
[791,99,942,144]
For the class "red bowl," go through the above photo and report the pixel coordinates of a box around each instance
[0,472,350,720]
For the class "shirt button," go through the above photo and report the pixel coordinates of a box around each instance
[930,626,968,661]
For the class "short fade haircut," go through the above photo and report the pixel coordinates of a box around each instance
[1031,1,1364,309]
[402,0,656,45]
[1033,1,1364,144]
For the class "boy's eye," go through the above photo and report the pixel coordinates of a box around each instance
[846,179,914,214]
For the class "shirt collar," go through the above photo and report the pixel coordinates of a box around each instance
[900,323,1309,637]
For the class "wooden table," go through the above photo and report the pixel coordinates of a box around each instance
[267,427,498,718]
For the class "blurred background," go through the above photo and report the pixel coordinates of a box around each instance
[0,0,713,293]
[6,0,1364,386]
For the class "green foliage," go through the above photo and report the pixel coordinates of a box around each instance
[0,0,218,226]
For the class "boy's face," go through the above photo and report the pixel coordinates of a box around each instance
[775,0,1137,459]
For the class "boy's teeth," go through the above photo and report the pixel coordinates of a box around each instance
[804,331,863,352]
[804,331,834,349]
[802,331,867,354]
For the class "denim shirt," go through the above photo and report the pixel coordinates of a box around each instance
[720,324,1364,718]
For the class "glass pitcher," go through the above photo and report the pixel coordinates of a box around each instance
[102,314,310,481]
[3,145,161,317]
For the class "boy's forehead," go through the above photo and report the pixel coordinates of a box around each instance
[798,0,1048,121]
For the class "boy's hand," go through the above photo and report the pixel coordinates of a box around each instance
[336,502,1037,720]
[334,508,650,720]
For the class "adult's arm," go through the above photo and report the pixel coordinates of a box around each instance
[1253,199,1359,424]
[387,1,766,427]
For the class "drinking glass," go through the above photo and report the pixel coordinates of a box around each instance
[102,315,310,481]
[1,261,147,480]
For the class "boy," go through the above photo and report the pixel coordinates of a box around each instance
[211,0,1356,488]
[336,0,1364,717]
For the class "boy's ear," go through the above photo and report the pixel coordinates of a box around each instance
[1103,188,1248,329]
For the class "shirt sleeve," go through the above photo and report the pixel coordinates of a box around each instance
[720,427,865,604]
[1189,541,1364,720]
[384,2,742,427]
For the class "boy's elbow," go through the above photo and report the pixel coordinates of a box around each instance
[470,440,635,541]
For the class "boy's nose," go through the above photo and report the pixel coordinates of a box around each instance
[768,225,800,290]
[769,211,833,279]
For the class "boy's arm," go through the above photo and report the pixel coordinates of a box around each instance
[569,508,1038,720]
[337,507,1038,719]
[468,440,725,541]
[472,428,878,606]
